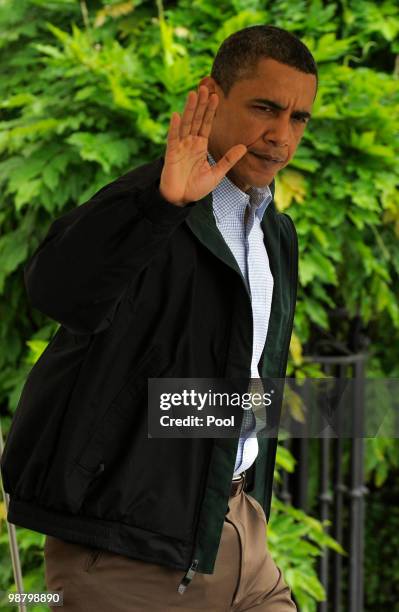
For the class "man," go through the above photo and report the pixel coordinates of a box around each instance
[1,24,317,611]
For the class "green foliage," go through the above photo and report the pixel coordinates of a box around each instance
[0,0,397,404]
[0,0,398,609]
[0,523,47,612]
[271,443,346,611]
[364,437,399,487]
[363,470,399,609]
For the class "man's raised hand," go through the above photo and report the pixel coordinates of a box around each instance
[159,85,247,206]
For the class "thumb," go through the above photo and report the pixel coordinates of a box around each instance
[211,144,248,183]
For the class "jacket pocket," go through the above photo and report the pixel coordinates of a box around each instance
[67,343,165,513]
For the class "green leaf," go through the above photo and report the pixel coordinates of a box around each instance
[66,132,138,172]
[0,230,29,291]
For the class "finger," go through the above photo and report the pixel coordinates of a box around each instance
[165,112,181,154]
[211,144,248,183]
[190,85,210,136]
[179,90,198,140]
[198,93,219,139]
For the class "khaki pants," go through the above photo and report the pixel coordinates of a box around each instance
[44,484,297,611]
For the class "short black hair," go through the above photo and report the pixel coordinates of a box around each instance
[211,25,318,97]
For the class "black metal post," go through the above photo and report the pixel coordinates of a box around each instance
[305,353,368,612]
[349,357,368,612]
[331,362,347,612]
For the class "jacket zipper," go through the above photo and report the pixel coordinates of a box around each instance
[177,558,199,594]
[177,438,215,594]
[176,244,251,594]
[178,215,298,594]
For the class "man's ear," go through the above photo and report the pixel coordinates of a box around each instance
[198,76,218,96]
[198,76,222,119]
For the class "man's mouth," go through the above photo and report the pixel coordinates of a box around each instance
[249,151,285,163]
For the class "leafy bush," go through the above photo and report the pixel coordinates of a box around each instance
[363,469,399,609]
[272,443,346,611]
[0,0,398,609]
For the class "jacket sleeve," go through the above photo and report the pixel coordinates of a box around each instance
[24,174,199,335]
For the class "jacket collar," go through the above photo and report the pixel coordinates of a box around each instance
[150,155,278,300]
[182,161,278,297]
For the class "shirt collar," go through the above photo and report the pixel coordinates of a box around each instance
[207,151,273,223]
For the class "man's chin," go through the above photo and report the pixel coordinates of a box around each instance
[227,170,267,191]
[245,153,286,186]
[244,169,277,189]
[251,174,276,188]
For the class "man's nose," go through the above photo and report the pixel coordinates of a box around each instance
[263,116,290,148]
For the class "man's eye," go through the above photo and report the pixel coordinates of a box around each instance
[254,106,272,112]
[293,116,308,124]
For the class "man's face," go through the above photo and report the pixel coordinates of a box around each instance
[200,57,317,192]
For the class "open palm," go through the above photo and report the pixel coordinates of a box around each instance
[160,85,247,206]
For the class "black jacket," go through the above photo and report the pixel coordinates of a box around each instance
[1,155,298,591]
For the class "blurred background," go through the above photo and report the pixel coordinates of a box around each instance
[0,0,398,610]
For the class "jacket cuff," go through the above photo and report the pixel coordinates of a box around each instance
[135,177,199,226]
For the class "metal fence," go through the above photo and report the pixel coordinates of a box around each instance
[275,353,369,612]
